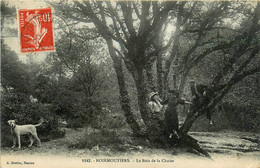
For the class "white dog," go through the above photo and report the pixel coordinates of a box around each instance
[7,118,43,149]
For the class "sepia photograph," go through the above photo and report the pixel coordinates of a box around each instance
[1,0,260,168]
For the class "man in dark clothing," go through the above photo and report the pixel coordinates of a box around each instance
[190,80,213,124]
[164,90,192,139]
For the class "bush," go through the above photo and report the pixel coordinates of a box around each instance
[190,102,260,132]
[66,117,86,129]
[68,129,123,150]
[91,108,128,129]
[1,91,65,147]
[53,91,103,129]
[65,105,102,129]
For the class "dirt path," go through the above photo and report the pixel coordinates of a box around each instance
[190,131,260,159]
[2,128,260,162]
[2,128,89,157]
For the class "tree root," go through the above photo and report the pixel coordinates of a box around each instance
[177,134,213,160]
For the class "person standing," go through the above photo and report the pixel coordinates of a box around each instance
[164,90,192,139]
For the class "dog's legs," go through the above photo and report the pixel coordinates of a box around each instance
[17,134,21,149]
[11,136,16,148]
[32,133,41,146]
[28,134,34,147]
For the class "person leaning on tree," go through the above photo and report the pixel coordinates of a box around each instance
[148,92,163,113]
[164,90,192,139]
[147,91,167,142]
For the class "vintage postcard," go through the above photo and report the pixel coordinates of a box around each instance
[1,0,260,168]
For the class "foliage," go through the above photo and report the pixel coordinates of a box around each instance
[91,108,128,130]
[1,43,31,93]
[68,129,123,150]
[1,2,17,37]
[1,33,65,147]
[1,2,15,17]
[1,90,65,147]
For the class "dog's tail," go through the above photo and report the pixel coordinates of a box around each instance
[34,118,44,127]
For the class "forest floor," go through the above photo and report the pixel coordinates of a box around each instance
[1,128,260,168]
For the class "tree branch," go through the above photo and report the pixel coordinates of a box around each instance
[212,2,260,85]
[189,41,235,68]
[119,2,136,37]
[133,2,141,20]
[106,2,129,40]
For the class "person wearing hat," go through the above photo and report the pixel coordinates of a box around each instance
[147,92,164,113]
[147,91,166,143]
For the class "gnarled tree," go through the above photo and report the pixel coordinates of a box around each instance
[51,1,260,158]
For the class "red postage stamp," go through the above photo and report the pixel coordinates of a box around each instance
[18,7,54,53]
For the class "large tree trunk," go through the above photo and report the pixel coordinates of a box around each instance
[179,109,200,134]
[178,71,189,97]
[106,39,143,136]
[178,134,212,159]
[157,54,163,95]
[133,68,150,126]
[146,65,156,92]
